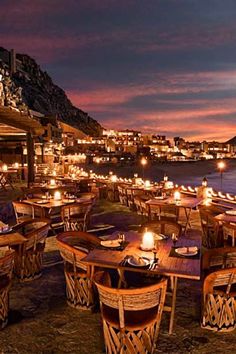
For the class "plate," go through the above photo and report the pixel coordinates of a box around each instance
[36,200,49,204]
[100,240,121,248]
[175,247,198,257]
[62,199,75,204]
[127,256,150,267]
[0,227,13,234]
[153,233,168,241]
[225,210,236,216]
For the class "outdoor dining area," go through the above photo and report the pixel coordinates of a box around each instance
[0,164,236,353]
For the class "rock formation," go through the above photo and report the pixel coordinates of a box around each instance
[0,47,102,136]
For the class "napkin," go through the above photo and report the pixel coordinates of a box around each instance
[100,239,121,247]
[177,246,198,254]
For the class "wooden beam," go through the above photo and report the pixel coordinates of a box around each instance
[26,132,35,185]
[0,106,44,135]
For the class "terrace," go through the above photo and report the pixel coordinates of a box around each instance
[0,161,235,353]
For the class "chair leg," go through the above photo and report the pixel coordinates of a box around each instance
[65,270,96,310]
[0,285,10,330]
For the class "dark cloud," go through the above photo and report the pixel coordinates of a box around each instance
[0,0,236,140]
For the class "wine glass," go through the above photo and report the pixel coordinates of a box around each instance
[172,233,178,248]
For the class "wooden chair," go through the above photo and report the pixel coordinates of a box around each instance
[202,247,236,275]
[94,271,167,354]
[140,220,182,239]
[12,218,51,281]
[222,222,236,247]
[126,188,135,209]
[12,201,34,224]
[77,193,97,208]
[117,185,128,206]
[147,203,179,223]
[56,231,100,310]
[199,208,222,248]
[133,195,142,215]
[0,251,14,330]
[202,267,236,332]
[61,202,93,232]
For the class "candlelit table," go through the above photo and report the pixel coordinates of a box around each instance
[146,196,202,233]
[82,231,201,334]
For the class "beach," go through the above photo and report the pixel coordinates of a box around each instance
[89,159,236,194]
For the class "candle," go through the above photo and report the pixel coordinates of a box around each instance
[174,191,181,202]
[50,179,56,186]
[110,175,117,182]
[2,164,8,172]
[54,191,61,201]
[14,162,19,169]
[141,231,154,251]
[144,180,151,189]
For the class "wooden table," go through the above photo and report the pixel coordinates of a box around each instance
[23,197,88,210]
[82,231,201,334]
[146,196,202,233]
[0,222,26,248]
[215,212,236,224]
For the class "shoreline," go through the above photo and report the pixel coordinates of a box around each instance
[87,159,236,193]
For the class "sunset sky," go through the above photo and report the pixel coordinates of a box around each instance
[1,0,236,141]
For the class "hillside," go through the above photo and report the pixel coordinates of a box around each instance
[0,47,102,136]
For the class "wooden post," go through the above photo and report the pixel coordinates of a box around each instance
[41,142,44,163]
[10,49,16,75]
[26,132,34,186]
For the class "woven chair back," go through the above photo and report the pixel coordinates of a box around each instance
[61,202,92,220]
[57,231,100,272]
[14,219,51,251]
[202,246,236,271]
[204,267,236,293]
[159,204,179,221]
[199,209,221,248]
[140,220,182,238]
[12,201,34,221]
[94,271,167,311]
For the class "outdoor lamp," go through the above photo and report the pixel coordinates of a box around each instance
[202,177,208,187]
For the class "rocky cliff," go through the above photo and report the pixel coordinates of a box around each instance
[0,47,102,136]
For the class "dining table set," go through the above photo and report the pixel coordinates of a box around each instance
[80,229,201,334]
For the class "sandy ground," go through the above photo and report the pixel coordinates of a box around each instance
[0,200,235,353]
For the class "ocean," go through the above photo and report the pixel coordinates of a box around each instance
[89,159,236,195]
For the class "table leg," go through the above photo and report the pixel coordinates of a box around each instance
[183,208,192,234]
[169,276,178,334]
[117,268,127,288]
[164,276,178,334]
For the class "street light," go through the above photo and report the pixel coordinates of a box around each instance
[140,157,147,179]
[217,161,226,190]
